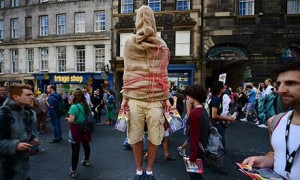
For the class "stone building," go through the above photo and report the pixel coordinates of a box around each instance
[111,0,202,103]
[0,0,112,94]
[203,0,300,89]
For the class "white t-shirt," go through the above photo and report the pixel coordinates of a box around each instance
[272,110,300,180]
[262,85,273,97]
[221,94,231,116]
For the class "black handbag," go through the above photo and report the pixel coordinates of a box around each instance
[75,104,95,132]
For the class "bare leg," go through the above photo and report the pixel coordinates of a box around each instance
[133,141,143,171]
[163,136,169,157]
[146,141,158,171]
[180,140,188,149]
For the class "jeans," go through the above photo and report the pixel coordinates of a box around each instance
[50,115,62,139]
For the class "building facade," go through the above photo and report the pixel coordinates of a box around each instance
[203,0,300,89]
[111,0,202,103]
[0,0,112,94]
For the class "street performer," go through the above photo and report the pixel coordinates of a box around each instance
[121,5,171,180]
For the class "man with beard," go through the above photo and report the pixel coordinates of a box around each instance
[243,61,300,180]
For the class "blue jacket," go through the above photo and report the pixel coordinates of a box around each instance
[47,93,62,116]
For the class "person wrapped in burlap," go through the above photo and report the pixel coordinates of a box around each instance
[120,5,172,180]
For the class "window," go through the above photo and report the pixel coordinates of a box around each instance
[120,33,133,57]
[11,19,19,38]
[11,49,19,73]
[0,20,3,39]
[94,11,105,32]
[57,47,66,72]
[25,17,32,39]
[94,45,105,72]
[75,13,85,33]
[121,0,133,13]
[239,0,254,15]
[11,0,19,7]
[0,49,4,73]
[40,16,49,36]
[175,31,190,56]
[0,0,4,8]
[26,48,34,73]
[57,14,66,35]
[40,47,48,71]
[287,0,300,14]
[76,46,85,72]
[148,0,161,12]
[177,0,190,10]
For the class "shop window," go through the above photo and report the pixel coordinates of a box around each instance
[119,33,133,57]
[40,16,49,36]
[287,0,300,14]
[40,47,49,71]
[57,46,66,72]
[57,14,66,35]
[176,0,190,10]
[148,0,161,12]
[75,12,85,33]
[239,0,254,15]
[0,49,3,73]
[27,48,34,73]
[11,18,19,38]
[11,49,19,73]
[95,45,105,72]
[76,46,85,72]
[94,11,105,32]
[175,31,190,56]
[121,0,133,13]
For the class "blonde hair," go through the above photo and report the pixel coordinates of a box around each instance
[39,93,48,99]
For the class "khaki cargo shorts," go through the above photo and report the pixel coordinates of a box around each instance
[127,99,165,146]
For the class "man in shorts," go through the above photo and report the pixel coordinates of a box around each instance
[121,5,171,180]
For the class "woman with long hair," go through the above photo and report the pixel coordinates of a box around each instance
[65,90,92,178]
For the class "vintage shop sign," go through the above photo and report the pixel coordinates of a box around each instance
[54,75,83,83]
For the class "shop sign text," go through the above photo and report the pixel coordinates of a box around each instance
[54,75,83,83]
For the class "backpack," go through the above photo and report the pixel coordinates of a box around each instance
[270,112,287,133]
[53,95,68,116]
[199,124,225,168]
[204,97,211,117]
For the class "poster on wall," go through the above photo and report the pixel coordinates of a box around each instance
[219,73,227,84]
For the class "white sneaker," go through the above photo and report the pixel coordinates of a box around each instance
[240,118,247,122]
[255,121,260,125]
[258,124,268,128]
[231,112,237,119]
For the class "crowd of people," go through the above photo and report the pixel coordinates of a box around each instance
[0,5,299,180]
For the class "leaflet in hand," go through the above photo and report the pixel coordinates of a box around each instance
[236,163,286,180]
[183,157,203,174]
[164,109,183,132]
[114,109,128,132]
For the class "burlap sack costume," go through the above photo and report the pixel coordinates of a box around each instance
[123,5,170,102]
